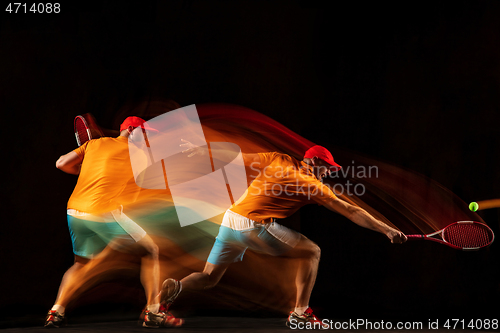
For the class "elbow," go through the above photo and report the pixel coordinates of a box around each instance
[55,157,64,169]
[55,156,67,170]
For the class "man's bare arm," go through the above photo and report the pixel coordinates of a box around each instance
[324,197,407,244]
[56,151,83,175]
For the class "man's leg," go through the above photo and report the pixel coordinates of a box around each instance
[136,235,160,310]
[279,235,321,311]
[52,245,135,310]
[160,240,236,306]
[155,262,229,328]
[45,255,89,327]
[276,234,327,328]
[52,255,89,312]
[159,261,230,312]
[159,221,245,318]
[111,209,164,315]
[50,214,110,316]
[180,261,230,290]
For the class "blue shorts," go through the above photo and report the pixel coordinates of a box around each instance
[67,214,133,259]
[207,211,302,265]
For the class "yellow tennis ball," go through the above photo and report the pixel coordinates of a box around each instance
[469,202,479,212]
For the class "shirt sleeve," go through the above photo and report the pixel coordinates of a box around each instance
[73,140,90,158]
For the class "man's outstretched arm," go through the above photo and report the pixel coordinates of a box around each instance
[324,197,407,244]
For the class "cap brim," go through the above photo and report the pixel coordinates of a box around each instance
[327,162,342,172]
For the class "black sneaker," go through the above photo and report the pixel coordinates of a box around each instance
[44,310,64,328]
[286,307,328,329]
[159,278,182,308]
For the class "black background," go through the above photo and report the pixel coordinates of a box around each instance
[1,0,500,328]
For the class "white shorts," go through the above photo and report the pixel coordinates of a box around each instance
[207,210,302,264]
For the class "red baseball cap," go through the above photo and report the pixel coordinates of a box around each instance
[120,116,157,132]
[304,145,342,171]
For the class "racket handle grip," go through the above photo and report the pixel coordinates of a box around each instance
[406,235,424,240]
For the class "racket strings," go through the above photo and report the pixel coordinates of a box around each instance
[77,127,90,141]
[443,224,492,248]
[75,119,90,145]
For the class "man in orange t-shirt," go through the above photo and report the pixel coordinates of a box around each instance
[45,117,183,328]
[160,144,407,328]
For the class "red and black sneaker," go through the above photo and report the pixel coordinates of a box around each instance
[44,310,65,328]
[138,307,184,328]
[286,307,328,329]
[159,304,184,328]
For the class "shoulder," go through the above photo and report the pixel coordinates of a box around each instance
[76,136,123,153]
[260,152,295,163]
[89,136,124,146]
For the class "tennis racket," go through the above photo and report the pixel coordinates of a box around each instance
[407,221,494,250]
[74,113,105,146]
[74,115,91,146]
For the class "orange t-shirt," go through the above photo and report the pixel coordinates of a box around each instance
[67,136,137,214]
[229,152,337,222]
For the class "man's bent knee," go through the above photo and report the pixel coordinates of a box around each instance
[310,243,321,260]
[287,238,321,260]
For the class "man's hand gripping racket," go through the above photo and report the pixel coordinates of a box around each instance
[387,229,407,244]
